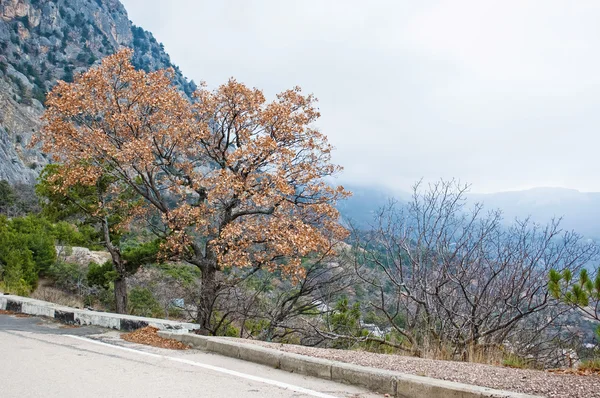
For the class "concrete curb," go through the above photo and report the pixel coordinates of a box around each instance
[159,331,542,398]
[0,294,199,332]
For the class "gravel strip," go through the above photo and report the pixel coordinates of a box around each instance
[225,338,600,398]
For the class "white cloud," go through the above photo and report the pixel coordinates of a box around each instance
[121,0,600,193]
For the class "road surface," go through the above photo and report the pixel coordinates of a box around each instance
[0,314,381,398]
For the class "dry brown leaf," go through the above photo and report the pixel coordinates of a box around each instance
[121,326,189,350]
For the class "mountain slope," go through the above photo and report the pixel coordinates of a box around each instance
[0,0,196,183]
[336,183,400,228]
[336,184,600,240]
[470,188,600,240]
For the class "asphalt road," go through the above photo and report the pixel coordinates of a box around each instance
[0,314,380,398]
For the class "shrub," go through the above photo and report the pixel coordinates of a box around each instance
[8,216,57,275]
[87,261,116,289]
[216,320,240,337]
[11,183,41,215]
[0,278,31,296]
[76,51,88,63]
[0,180,17,214]
[0,219,38,294]
[0,215,89,295]
[128,287,163,318]
[122,239,160,273]
[579,358,600,373]
[47,261,86,293]
[502,353,540,370]
[32,87,46,104]
[19,91,32,105]
[63,65,74,83]
[95,284,115,311]
[166,306,183,320]
[243,319,270,337]
[51,221,89,247]
[330,298,362,334]
[0,253,35,296]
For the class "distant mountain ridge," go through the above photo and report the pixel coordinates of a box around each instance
[336,184,399,228]
[338,184,600,240]
[470,187,600,240]
[0,0,196,184]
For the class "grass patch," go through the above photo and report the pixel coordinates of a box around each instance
[502,354,531,369]
[579,358,600,373]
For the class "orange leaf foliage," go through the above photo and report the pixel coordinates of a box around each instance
[36,49,350,278]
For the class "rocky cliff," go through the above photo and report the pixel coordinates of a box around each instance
[0,0,196,183]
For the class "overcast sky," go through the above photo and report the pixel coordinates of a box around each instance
[120,0,600,193]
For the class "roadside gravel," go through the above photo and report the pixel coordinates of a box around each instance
[233,339,600,398]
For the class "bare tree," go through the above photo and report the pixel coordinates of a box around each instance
[205,246,356,341]
[256,251,355,342]
[353,180,598,360]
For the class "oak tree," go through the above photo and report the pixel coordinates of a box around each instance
[35,49,349,332]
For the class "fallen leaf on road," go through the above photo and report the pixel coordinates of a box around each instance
[121,326,190,350]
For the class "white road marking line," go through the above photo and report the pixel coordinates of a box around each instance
[66,335,339,398]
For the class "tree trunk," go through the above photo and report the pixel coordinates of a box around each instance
[100,211,127,314]
[196,263,218,334]
[107,252,127,314]
[114,276,128,314]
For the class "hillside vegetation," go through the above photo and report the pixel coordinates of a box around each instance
[1,0,600,376]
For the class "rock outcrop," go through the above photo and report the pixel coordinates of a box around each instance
[56,245,112,266]
[0,0,196,184]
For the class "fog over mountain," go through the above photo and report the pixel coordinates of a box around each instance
[339,184,600,240]
[470,187,600,240]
